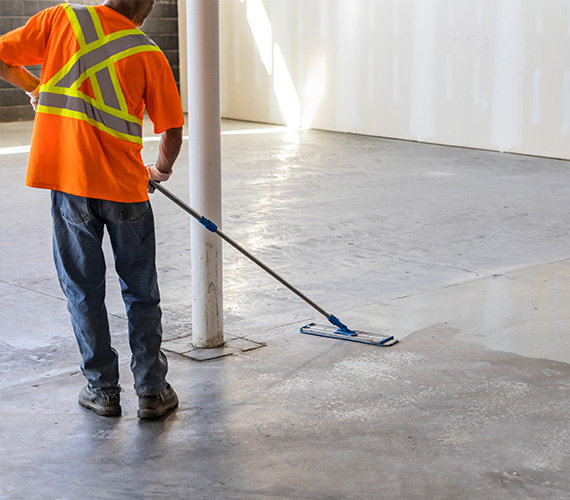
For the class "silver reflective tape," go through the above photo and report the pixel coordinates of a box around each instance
[56,34,156,88]
[70,5,99,45]
[39,92,142,138]
[95,67,121,110]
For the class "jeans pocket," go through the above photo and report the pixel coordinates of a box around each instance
[117,201,151,222]
[52,191,91,224]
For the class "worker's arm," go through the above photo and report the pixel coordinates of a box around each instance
[0,59,40,109]
[147,126,183,185]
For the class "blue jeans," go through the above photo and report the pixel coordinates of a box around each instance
[51,191,168,396]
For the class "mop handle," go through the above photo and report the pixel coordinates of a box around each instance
[150,180,333,321]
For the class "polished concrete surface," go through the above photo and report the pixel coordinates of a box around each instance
[0,119,569,499]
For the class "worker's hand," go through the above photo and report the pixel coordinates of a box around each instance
[147,163,172,193]
[25,86,40,111]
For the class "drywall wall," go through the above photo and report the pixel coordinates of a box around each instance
[208,0,570,159]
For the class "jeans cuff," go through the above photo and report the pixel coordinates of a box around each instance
[89,384,122,396]
[135,382,167,397]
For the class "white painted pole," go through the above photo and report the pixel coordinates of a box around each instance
[187,0,224,348]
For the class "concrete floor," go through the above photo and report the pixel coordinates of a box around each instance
[0,119,569,499]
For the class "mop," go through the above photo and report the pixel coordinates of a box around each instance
[150,181,398,347]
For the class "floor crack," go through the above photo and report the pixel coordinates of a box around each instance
[374,250,478,275]
[0,279,127,321]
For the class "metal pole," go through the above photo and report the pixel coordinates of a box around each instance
[187,0,224,348]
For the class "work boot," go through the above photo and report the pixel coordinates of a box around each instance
[78,385,121,417]
[137,384,178,419]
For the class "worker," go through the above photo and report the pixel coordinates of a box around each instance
[0,0,184,419]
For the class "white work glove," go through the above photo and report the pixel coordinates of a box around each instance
[26,86,40,111]
[147,164,172,193]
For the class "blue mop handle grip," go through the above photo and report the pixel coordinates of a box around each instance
[328,314,356,335]
[199,216,218,233]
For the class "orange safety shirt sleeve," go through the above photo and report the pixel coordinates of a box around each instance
[0,7,56,66]
[143,52,185,134]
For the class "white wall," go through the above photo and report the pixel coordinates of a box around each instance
[184,0,570,159]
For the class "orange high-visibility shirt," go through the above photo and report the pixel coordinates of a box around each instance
[0,4,185,202]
